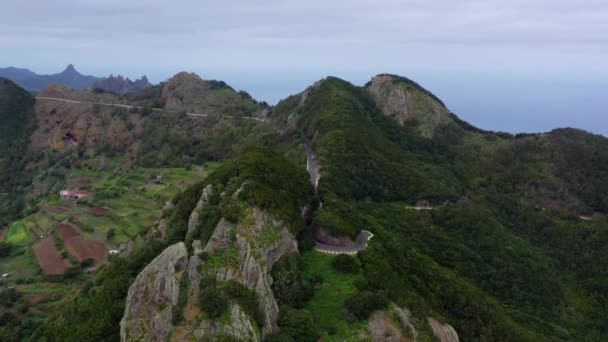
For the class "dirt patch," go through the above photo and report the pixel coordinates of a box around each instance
[0,229,6,242]
[57,223,80,240]
[90,207,110,216]
[32,236,69,275]
[57,223,107,267]
[26,295,49,305]
[44,206,68,214]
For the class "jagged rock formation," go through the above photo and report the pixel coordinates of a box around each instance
[367,308,458,342]
[121,201,298,341]
[93,75,152,94]
[174,207,297,340]
[428,317,459,342]
[186,185,215,238]
[365,74,452,137]
[120,242,188,342]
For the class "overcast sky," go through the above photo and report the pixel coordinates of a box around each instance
[1,0,607,135]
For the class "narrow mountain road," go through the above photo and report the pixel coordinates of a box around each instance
[36,96,209,117]
[302,134,375,255]
[314,230,374,255]
[405,205,435,211]
[302,139,320,192]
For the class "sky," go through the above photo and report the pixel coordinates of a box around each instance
[1,0,607,135]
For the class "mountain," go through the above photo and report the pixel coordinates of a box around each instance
[0,78,36,226]
[0,64,101,92]
[93,74,152,94]
[1,72,608,341]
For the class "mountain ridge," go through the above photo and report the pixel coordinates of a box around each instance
[1,70,608,341]
[0,65,152,93]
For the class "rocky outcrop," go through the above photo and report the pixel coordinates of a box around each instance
[369,311,411,342]
[120,242,188,342]
[93,75,152,94]
[193,304,259,341]
[170,207,298,340]
[186,185,215,238]
[428,317,459,342]
[367,307,458,342]
[368,307,417,342]
[366,74,452,137]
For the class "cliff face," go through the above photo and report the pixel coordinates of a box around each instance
[121,203,299,341]
[120,242,188,342]
[366,74,452,137]
[367,307,459,342]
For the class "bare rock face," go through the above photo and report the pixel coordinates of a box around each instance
[187,185,215,238]
[366,74,452,137]
[428,317,459,342]
[369,311,411,342]
[193,304,259,341]
[172,207,297,340]
[120,242,188,342]
[368,307,418,342]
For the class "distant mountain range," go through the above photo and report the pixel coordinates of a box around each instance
[0,64,151,93]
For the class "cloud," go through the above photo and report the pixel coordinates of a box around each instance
[0,0,606,74]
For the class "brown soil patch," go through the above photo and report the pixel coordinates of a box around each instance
[32,236,69,275]
[27,295,48,305]
[57,223,80,240]
[57,223,107,267]
[45,206,68,214]
[90,207,110,216]
[0,229,6,242]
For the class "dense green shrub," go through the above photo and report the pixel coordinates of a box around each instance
[331,254,360,274]
[344,291,388,319]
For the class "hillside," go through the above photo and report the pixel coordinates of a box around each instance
[0,78,36,226]
[1,72,607,341]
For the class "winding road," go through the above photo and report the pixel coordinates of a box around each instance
[36,96,210,117]
[302,139,320,192]
[314,230,375,255]
[302,135,374,255]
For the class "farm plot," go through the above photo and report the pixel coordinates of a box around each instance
[5,221,33,246]
[57,223,107,267]
[32,236,69,275]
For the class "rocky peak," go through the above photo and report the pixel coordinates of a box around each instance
[93,74,152,94]
[366,74,452,137]
[62,64,77,75]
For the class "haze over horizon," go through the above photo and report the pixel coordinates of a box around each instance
[1,0,607,135]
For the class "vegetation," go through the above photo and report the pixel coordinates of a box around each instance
[2,73,608,341]
[0,78,36,226]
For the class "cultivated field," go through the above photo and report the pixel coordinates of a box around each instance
[32,236,68,275]
[57,223,107,267]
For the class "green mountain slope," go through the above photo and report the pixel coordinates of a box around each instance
[0,78,36,226]
[1,72,607,341]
